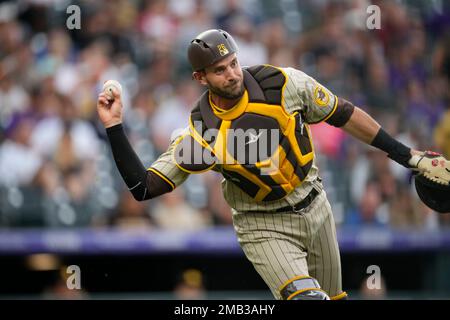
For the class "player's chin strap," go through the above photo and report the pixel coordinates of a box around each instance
[279,276,330,300]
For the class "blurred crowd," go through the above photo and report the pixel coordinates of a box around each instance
[1,0,450,231]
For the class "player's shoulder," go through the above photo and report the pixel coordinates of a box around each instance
[242,64,316,97]
[279,66,314,82]
[242,64,304,84]
[242,62,313,73]
[242,64,302,74]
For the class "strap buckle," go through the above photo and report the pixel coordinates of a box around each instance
[292,205,307,215]
[291,188,320,214]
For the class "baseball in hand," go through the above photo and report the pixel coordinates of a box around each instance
[102,80,122,99]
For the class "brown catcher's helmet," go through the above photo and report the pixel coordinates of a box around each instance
[187,29,238,71]
[414,174,450,213]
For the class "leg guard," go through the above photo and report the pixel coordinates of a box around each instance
[279,275,330,300]
[331,292,348,300]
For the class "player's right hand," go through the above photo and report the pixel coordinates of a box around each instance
[97,87,123,128]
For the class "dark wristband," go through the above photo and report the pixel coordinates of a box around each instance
[370,128,412,168]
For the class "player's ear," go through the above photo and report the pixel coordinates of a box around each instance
[192,71,207,86]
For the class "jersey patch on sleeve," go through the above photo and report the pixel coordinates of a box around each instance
[313,84,330,107]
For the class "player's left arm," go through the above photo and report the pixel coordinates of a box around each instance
[287,67,418,167]
[312,91,421,168]
[333,102,450,186]
[340,105,420,166]
[340,105,450,183]
[285,67,449,177]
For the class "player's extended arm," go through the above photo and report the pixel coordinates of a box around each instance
[340,105,419,167]
[341,105,450,184]
[97,87,174,201]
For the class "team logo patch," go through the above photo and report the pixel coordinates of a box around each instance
[217,44,229,56]
[313,85,330,107]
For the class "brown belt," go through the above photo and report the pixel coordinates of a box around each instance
[246,188,320,214]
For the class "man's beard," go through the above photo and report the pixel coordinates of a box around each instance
[207,80,245,100]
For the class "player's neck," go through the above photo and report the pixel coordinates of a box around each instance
[210,92,241,110]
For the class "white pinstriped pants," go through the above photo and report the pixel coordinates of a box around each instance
[232,189,344,300]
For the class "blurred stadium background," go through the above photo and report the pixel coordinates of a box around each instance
[1,0,450,300]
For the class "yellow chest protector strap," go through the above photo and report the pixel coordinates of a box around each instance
[174,65,314,202]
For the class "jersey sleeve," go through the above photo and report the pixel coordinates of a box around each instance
[148,129,190,189]
[282,67,338,124]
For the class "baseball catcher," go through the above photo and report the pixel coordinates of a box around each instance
[97,29,450,300]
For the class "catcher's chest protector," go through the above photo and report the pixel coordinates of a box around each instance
[175,65,314,202]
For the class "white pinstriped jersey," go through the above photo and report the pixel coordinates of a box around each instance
[149,67,338,212]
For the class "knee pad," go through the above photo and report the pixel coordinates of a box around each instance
[279,275,330,300]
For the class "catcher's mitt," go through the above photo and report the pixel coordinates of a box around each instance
[411,151,450,213]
